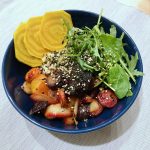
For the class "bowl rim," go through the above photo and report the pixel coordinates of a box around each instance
[2,10,143,134]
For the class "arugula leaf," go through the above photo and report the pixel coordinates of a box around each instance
[100,33,137,83]
[100,34,123,63]
[119,52,143,83]
[119,58,136,82]
[128,52,138,71]
[77,57,97,72]
[90,31,101,60]
[126,89,133,97]
[120,32,124,41]
[110,25,117,37]
[127,52,143,76]
[132,69,144,76]
[107,64,131,99]
[100,27,105,34]
[93,9,103,35]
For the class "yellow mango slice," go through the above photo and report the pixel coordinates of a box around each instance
[24,16,48,58]
[39,10,73,51]
[14,23,42,67]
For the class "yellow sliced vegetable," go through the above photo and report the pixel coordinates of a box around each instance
[24,16,48,58]
[14,23,42,67]
[39,10,73,51]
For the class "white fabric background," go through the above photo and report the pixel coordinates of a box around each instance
[0,0,150,150]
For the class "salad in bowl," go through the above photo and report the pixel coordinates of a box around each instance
[3,10,143,133]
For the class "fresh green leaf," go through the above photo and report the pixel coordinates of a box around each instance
[119,58,136,82]
[120,32,124,40]
[90,31,101,60]
[122,52,143,80]
[110,25,117,37]
[126,89,133,97]
[93,9,103,35]
[100,34,123,62]
[77,57,97,72]
[102,80,116,92]
[132,69,144,76]
[127,52,143,77]
[100,27,105,34]
[128,52,138,71]
[107,64,131,99]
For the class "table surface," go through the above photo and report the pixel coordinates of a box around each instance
[0,0,150,150]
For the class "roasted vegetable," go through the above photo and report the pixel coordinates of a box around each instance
[45,103,72,119]
[30,90,58,104]
[21,81,32,94]
[81,96,94,104]
[97,90,118,108]
[47,76,57,88]
[77,105,89,120]
[31,78,48,94]
[89,100,103,117]
[64,116,75,125]
[25,68,41,82]
[29,101,48,115]
[57,88,67,107]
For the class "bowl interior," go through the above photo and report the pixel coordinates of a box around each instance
[2,10,143,134]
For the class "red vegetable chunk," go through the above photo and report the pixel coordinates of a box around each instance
[57,88,67,107]
[97,90,118,108]
[64,116,75,125]
[89,100,103,116]
[25,68,41,83]
[44,103,72,119]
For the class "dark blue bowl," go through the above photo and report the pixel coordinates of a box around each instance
[2,10,143,134]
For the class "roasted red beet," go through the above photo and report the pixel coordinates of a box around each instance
[97,90,118,108]
[81,96,94,104]
[29,101,48,115]
[77,105,89,120]
[57,88,67,107]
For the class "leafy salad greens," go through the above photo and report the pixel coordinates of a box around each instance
[65,13,143,99]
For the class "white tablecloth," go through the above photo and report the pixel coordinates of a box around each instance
[0,0,150,150]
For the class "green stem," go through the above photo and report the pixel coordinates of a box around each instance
[97,9,103,25]
[77,57,95,71]
[119,58,136,83]
[103,80,116,91]
[64,54,79,57]
[93,26,101,35]
[94,9,103,35]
